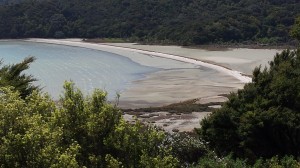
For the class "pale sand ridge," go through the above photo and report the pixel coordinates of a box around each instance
[106,43,282,75]
[25,39,246,108]
[27,39,251,83]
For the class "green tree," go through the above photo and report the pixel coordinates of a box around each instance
[0,80,178,167]
[291,17,300,41]
[191,155,300,168]
[198,49,300,161]
[54,81,178,167]
[0,87,79,167]
[0,56,39,99]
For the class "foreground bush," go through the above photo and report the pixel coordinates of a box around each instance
[0,82,178,167]
[164,133,210,164]
[199,49,300,161]
[0,56,39,99]
[192,155,300,168]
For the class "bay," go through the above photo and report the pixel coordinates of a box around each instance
[0,41,158,99]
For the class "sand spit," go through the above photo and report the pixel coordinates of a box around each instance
[21,39,260,132]
[25,38,246,108]
[105,43,282,75]
[27,39,251,83]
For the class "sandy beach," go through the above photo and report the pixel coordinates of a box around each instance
[22,38,283,132]
[104,43,282,75]
[25,38,281,109]
[25,38,245,108]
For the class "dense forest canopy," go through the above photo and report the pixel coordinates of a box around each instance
[0,0,299,45]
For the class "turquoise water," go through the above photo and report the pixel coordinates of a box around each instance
[0,41,158,99]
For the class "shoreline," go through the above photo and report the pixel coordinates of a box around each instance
[26,38,252,83]
[100,43,252,83]
[100,42,283,75]
[21,38,245,108]
[3,38,259,131]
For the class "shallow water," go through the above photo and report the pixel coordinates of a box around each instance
[0,41,158,99]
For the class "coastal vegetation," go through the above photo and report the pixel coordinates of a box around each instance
[123,98,222,113]
[0,56,39,99]
[198,23,300,165]
[0,81,179,167]
[199,49,300,162]
[0,0,299,45]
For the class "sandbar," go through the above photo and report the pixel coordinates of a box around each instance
[25,39,278,108]
[104,43,282,75]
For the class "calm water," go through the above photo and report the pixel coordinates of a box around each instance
[0,41,158,99]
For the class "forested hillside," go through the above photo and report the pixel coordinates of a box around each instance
[0,0,299,45]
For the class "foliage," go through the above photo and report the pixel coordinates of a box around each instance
[198,49,300,161]
[0,56,39,99]
[254,156,300,168]
[0,0,299,45]
[192,154,248,168]
[164,133,210,164]
[123,99,219,113]
[0,82,178,167]
[291,16,300,41]
[0,87,77,167]
[191,155,300,168]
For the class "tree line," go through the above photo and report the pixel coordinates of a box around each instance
[0,0,299,45]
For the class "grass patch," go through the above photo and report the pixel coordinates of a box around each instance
[122,99,223,113]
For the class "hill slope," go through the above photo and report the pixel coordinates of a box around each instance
[0,0,299,45]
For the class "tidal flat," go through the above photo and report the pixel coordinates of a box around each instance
[25,39,281,109]
[0,38,283,132]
